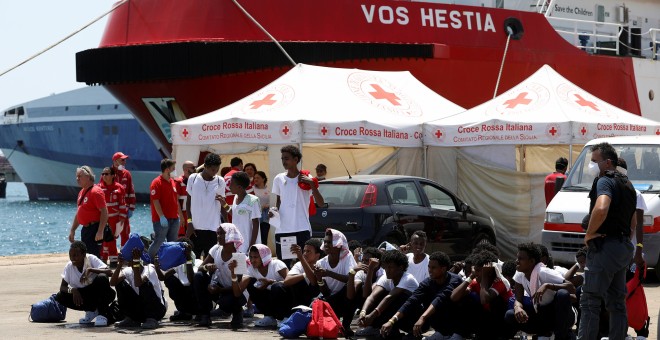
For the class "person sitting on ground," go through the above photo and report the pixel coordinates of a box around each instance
[539,244,568,276]
[221,171,261,253]
[270,239,324,317]
[380,251,465,340]
[356,250,419,337]
[56,241,116,327]
[154,237,197,322]
[451,250,514,339]
[193,223,245,327]
[348,247,384,307]
[501,260,517,295]
[110,248,167,329]
[400,230,430,283]
[314,228,358,335]
[504,242,576,340]
[239,244,289,327]
[348,239,363,264]
[564,246,587,288]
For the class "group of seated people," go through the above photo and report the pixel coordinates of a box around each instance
[56,225,588,340]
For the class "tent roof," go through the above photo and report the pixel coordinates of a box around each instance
[172,63,464,149]
[424,65,660,146]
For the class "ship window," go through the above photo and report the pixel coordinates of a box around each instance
[114,104,118,109]
[103,126,110,135]
[112,126,118,135]
[79,127,84,134]
[97,105,101,110]
[65,106,69,111]
[17,107,24,116]
[596,5,605,22]
[495,0,503,9]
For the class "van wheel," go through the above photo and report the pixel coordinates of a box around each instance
[474,232,495,249]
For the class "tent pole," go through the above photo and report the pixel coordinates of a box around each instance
[569,144,573,168]
[423,146,428,178]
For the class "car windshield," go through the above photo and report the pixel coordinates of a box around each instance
[318,183,368,207]
[563,144,660,193]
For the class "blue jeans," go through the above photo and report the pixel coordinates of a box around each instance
[148,217,180,258]
[578,236,634,340]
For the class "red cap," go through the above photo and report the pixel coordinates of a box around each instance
[112,152,129,162]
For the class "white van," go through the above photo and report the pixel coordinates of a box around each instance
[542,135,660,269]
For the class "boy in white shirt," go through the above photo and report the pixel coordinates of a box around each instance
[315,228,358,336]
[55,241,115,327]
[270,145,324,265]
[401,231,430,283]
[110,248,167,329]
[227,171,261,253]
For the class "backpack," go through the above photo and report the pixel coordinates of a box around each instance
[29,294,67,322]
[626,263,648,330]
[279,309,312,338]
[157,242,187,270]
[306,299,344,339]
[121,233,152,263]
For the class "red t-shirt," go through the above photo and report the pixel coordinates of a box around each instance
[76,185,106,226]
[544,172,567,206]
[468,278,513,310]
[150,175,179,222]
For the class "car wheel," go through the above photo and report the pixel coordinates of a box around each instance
[474,232,495,249]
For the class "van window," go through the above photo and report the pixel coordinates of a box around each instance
[564,144,660,192]
[318,183,367,207]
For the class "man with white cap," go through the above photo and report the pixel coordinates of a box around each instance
[112,151,136,246]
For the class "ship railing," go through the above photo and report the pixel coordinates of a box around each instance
[614,27,660,60]
[650,28,659,60]
[546,16,622,55]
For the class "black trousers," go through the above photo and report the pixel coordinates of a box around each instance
[270,279,320,319]
[55,274,115,316]
[164,275,196,315]
[505,289,575,340]
[80,223,101,257]
[393,297,467,338]
[193,271,246,325]
[116,280,166,322]
[459,293,514,339]
[190,230,217,259]
[321,285,358,331]
[368,291,412,329]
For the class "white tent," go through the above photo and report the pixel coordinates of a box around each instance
[420,65,660,258]
[171,64,465,181]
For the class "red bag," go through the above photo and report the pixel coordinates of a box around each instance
[306,299,344,339]
[626,263,648,330]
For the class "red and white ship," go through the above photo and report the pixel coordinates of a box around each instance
[76,0,660,155]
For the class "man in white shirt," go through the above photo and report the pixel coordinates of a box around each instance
[270,145,324,264]
[186,153,227,257]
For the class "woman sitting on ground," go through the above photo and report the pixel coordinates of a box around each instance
[56,241,116,326]
[110,248,167,329]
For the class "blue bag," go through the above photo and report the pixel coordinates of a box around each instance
[278,310,312,338]
[29,294,67,322]
[157,242,187,270]
[120,233,151,263]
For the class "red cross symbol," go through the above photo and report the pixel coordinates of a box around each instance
[574,94,599,111]
[182,128,189,138]
[580,126,587,135]
[369,84,401,106]
[282,125,290,136]
[250,94,277,109]
[321,126,328,136]
[549,126,558,136]
[435,130,443,139]
[503,92,532,109]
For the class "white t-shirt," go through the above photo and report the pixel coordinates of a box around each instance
[121,264,165,305]
[247,259,288,282]
[406,253,430,283]
[632,189,647,247]
[513,267,564,306]
[186,173,225,231]
[208,244,234,288]
[316,255,357,295]
[62,254,108,289]
[272,173,313,234]
[376,272,419,293]
[231,194,262,253]
[253,186,270,210]
[355,268,385,285]
[289,261,311,284]
[173,252,199,286]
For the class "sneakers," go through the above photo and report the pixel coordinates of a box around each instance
[254,316,278,327]
[356,326,381,336]
[79,310,99,324]
[141,318,159,329]
[94,315,108,327]
[210,307,230,318]
[422,332,450,340]
[169,311,193,322]
[115,316,140,328]
[243,305,255,318]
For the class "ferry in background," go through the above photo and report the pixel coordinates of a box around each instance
[0,86,162,201]
[75,0,660,156]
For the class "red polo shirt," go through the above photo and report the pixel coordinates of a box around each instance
[76,185,106,226]
[150,175,179,222]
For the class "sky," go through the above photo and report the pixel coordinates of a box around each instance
[0,1,116,112]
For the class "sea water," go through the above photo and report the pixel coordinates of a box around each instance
[0,183,153,256]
